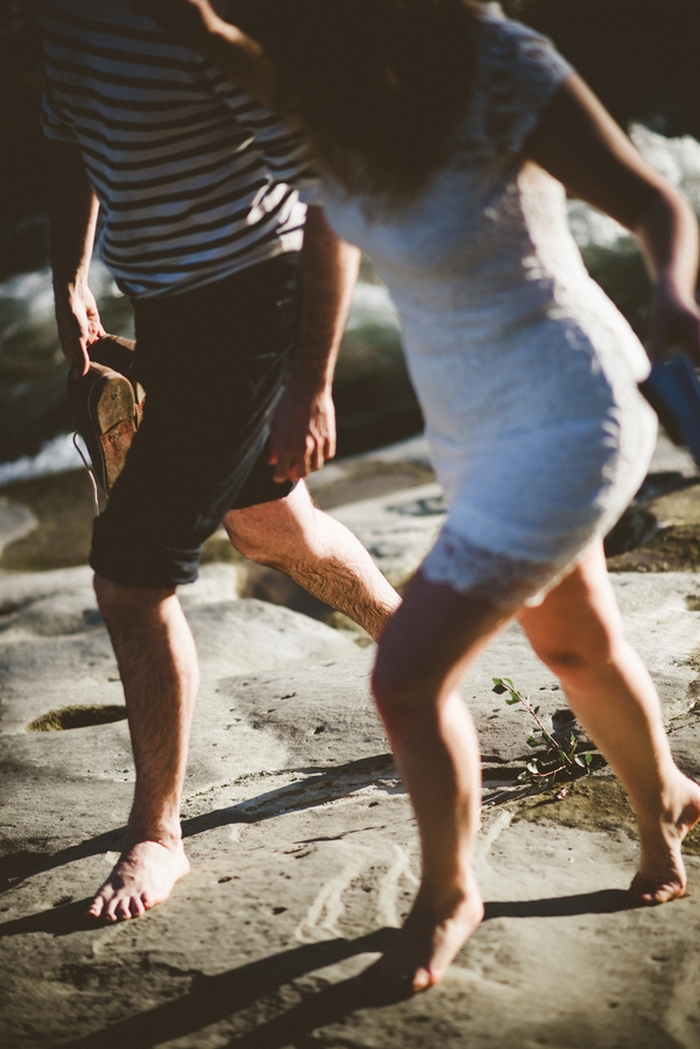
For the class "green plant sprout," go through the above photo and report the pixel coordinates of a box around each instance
[492,677,605,794]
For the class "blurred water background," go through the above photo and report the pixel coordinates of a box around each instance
[2,0,700,486]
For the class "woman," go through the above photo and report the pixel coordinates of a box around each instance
[141,0,700,993]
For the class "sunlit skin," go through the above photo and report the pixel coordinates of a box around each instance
[115,0,700,992]
[47,71,400,927]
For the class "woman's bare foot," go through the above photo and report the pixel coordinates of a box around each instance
[88,839,190,922]
[364,872,484,996]
[629,774,700,905]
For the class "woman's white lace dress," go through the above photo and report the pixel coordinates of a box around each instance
[312,5,658,607]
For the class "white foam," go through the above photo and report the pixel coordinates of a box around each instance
[346,280,399,331]
[0,433,85,487]
[568,123,700,250]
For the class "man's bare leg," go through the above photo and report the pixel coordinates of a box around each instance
[88,484,396,922]
[518,543,700,904]
[90,577,197,922]
[224,480,400,641]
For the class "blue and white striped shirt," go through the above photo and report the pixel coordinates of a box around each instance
[39,0,313,298]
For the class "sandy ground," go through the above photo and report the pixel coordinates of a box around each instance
[2,434,700,1048]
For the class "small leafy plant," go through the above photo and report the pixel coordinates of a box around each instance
[492,677,604,794]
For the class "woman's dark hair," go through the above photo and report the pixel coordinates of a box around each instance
[233,0,480,205]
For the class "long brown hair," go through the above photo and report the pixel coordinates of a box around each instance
[233,0,481,205]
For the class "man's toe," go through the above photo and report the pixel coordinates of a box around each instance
[115,898,133,921]
[130,896,146,918]
[88,895,106,919]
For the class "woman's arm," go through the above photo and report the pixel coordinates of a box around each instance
[524,73,700,363]
[134,0,275,107]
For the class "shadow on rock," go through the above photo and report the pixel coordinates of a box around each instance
[30,891,635,1047]
[0,754,398,895]
[0,890,636,1045]
[216,970,416,1049]
[181,752,399,840]
[0,896,98,938]
[484,888,633,920]
[54,928,398,1049]
[0,829,125,894]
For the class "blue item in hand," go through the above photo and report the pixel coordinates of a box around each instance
[639,354,700,468]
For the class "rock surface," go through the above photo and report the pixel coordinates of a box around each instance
[2,436,700,1047]
[0,497,37,557]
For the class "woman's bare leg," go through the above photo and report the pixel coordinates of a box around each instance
[370,572,513,993]
[518,542,700,904]
[366,538,700,994]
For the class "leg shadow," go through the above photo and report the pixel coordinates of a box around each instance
[219,970,413,1049]
[484,888,634,919]
[55,927,397,1049]
[0,754,398,895]
[0,897,99,938]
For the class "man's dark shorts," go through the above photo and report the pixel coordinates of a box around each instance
[90,253,300,589]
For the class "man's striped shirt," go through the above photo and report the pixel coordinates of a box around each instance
[39,0,314,298]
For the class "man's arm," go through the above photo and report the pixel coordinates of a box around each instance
[48,138,106,376]
[269,205,361,482]
[524,74,700,363]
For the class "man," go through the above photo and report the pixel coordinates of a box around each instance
[39,0,400,923]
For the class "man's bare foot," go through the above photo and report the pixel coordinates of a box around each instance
[363,872,484,996]
[88,839,190,922]
[629,773,700,905]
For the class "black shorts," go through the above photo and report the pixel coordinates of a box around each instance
[90,253,300,589]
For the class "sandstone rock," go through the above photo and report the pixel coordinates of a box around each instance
[306,433,434,510]
[0,498,37,557]
[0,564,94,613]
[3,439,700,1048]
[331,482,445,588]
[1,632,700,1049]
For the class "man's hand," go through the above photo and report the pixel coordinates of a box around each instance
[649,283,700,364]
[54,282,106,377]
[269,208,359,483]
[269,381,337,482]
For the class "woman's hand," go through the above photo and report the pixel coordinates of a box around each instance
[649,281,700,364]
[133,0,274,106]
[524,74,700,366]
[132,0,219,52]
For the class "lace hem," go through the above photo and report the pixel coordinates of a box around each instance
[421,524,580,609]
